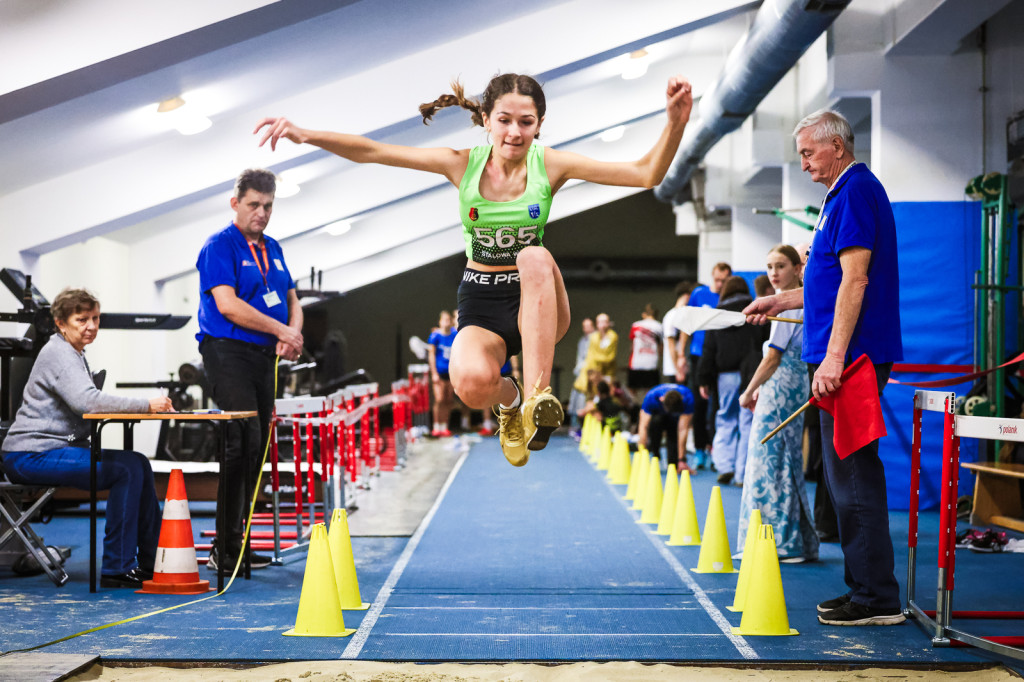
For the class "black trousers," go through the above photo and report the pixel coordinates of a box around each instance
[804,366,837,538]
[200,337,275,557]
[686,354,712,451]
[646,413,681,468]
[812,361,900,609]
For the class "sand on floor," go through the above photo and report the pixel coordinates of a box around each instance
[69,660,1023,682]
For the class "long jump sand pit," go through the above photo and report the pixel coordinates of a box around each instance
[70,661,1022,681]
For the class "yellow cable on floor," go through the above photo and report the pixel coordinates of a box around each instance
[1,357,283,655]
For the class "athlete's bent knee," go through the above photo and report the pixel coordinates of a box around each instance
[516,246,554,277]
[450,368,499,409]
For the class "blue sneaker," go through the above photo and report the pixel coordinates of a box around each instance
[692,449,708,470]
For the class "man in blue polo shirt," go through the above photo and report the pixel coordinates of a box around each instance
[744,110,903,626]
[636,383,695,474]
[196,168,304,571]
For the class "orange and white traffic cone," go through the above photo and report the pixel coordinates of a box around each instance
[138,468,211,595]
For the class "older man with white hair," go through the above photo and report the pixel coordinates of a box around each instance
[744,109,904,626]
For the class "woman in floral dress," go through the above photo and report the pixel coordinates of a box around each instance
[736,244,819,562]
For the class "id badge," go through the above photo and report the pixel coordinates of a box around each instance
[263,290,282,307]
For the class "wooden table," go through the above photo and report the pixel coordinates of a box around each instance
[962,460,1024,533]
[83,411,257,592]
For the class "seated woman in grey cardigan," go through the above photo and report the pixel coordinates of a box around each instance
[2,288,173,588]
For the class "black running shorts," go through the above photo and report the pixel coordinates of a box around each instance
[457,267,522,360]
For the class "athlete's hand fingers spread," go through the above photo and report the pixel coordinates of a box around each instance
[255,117,294,151]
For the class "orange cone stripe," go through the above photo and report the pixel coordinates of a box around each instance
[155,518,195,545]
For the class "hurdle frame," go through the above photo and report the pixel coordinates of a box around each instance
[906,388,1024,661]
[269,396,329,563]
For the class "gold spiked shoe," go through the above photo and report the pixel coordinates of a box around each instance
[495,378,529,467]
[522,377,564,452]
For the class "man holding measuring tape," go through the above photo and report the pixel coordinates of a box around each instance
[196,168,304,572]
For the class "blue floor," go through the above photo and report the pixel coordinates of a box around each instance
[1,435,1022,666]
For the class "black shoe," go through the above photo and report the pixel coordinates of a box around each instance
[818,600,905,626]
[817,593,852,613]
[816,530,840,543]
[247,552,273,569]
[100,567,147,588]
[207,547,273,571]
[716,471,734,485]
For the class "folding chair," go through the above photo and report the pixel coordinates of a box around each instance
[0,479,69,586]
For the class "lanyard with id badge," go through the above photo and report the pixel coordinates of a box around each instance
[247,240,282,308]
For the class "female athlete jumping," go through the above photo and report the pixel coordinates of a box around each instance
[256,73,692,466]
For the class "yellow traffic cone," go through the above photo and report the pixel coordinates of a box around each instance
[630,451,650,509]
[691,486,738,574]
[638,458,663,524]
[608,434,631,485]
[597,425,613,470]
[283,524,355,637]
[589,418,603,461]
[328,508,370,611]
[667,470,701,546]
[727,509,762,612]
[656,464,679,536]
[584,414,599,458]
[579,414,592,454]
[606,432,621,480]
[624,449,643,501]
[731,524,798,636]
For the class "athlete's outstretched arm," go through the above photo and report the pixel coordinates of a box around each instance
[545,76,693,192]
[254,117,469,186]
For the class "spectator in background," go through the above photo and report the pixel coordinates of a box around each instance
[662,281,693,384]
[753,274,773,298]
[428,310,457,437]
[637,383,695,473]
[627,304,663,404]
[737,244,818,563]
[583,380,626,434]
[699,276,766,486]
[567,317,595,437]
[680,263,731,469]
[572,313,618,398]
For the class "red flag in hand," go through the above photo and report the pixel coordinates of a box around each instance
[810,354,886,459]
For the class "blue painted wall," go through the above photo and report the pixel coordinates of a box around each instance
[881,201,983,511]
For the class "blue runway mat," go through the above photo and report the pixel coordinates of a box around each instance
[1,435,1021,666]
[346,437,1019,664]
[0,513,405,661]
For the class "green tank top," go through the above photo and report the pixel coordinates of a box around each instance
[458,144,552,266]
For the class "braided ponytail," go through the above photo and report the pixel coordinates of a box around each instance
[418,74,547,130]
[419,80,484,127]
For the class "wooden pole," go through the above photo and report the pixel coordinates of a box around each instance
[760,400,812,444]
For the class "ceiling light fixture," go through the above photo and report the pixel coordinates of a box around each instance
[621,49,650,80]
[599,125,626,143]
[323,219,352,236]
[156,96,212,135]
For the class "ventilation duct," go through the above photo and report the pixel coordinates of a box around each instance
[654,0,851,205]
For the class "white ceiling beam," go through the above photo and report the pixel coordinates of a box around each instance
[0,1,751,262]
[0,0,280,96]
